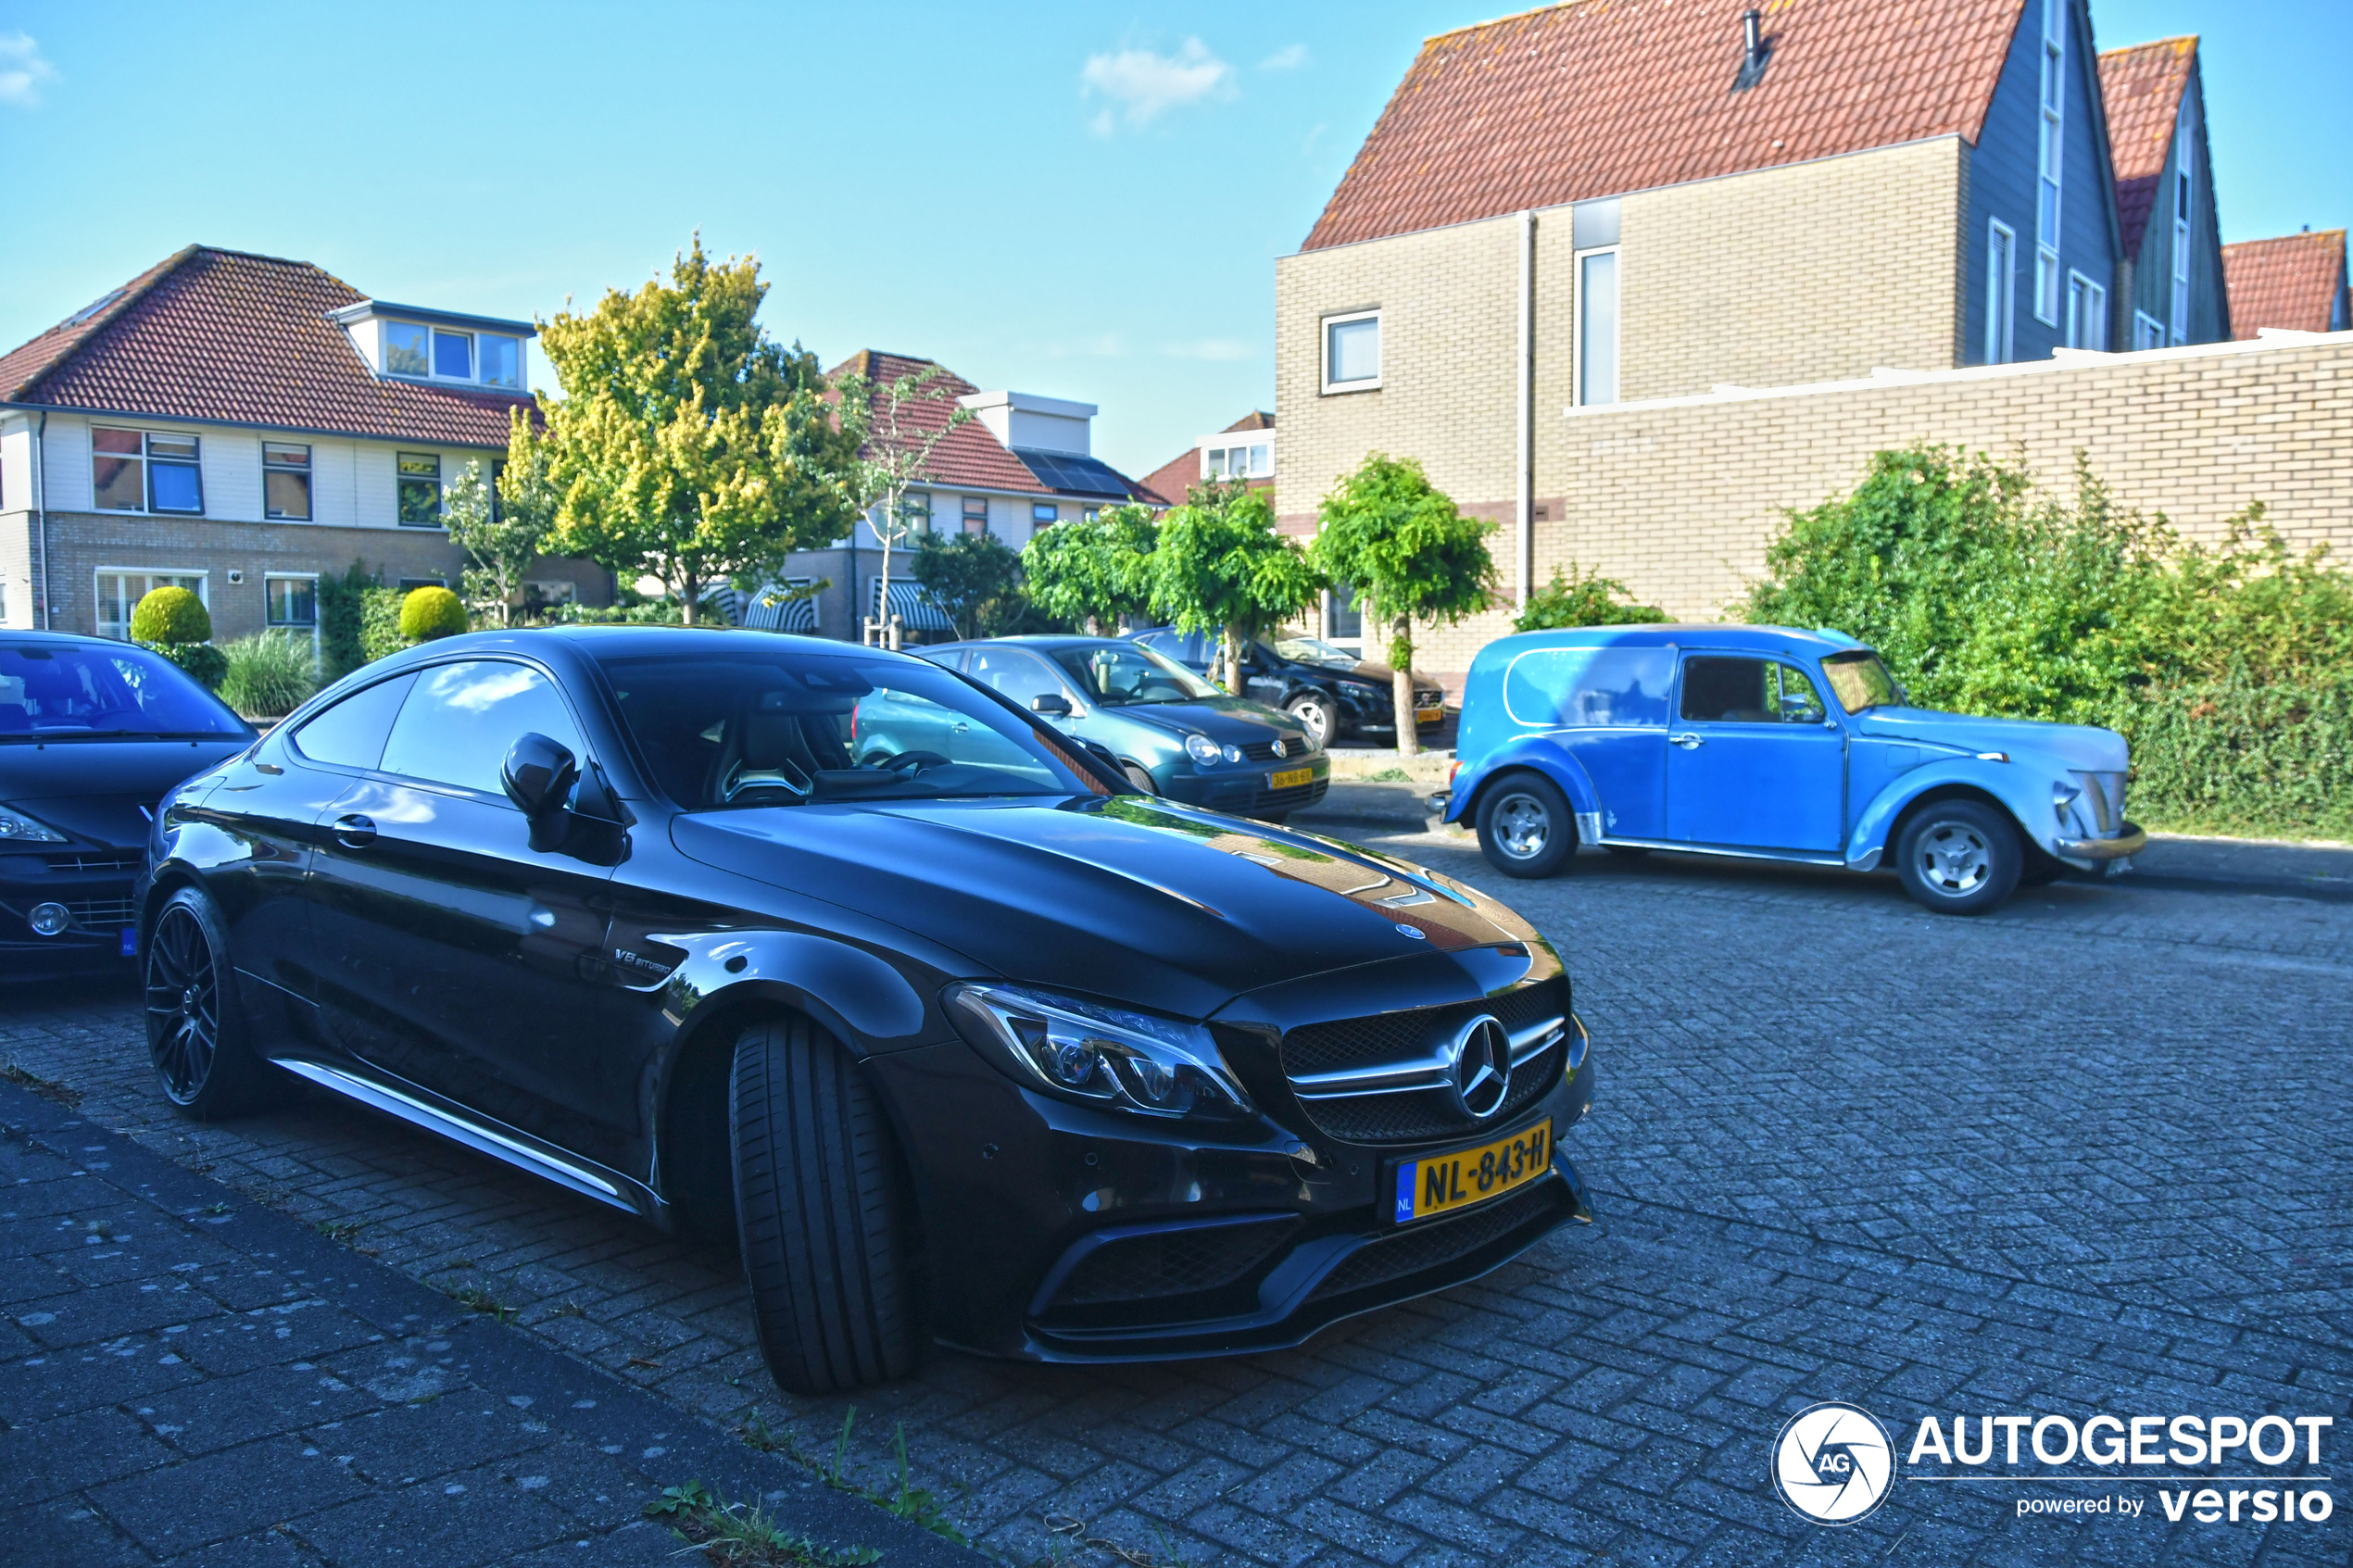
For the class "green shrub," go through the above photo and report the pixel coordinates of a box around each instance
[316,560,377,680]
[399,585,469,641]
[144,640,229,691]
[2126,672,2353,840]
[1515,564,1665,632]
[130,586,211,645]
[217,632,320,719]
[359,587,408,664]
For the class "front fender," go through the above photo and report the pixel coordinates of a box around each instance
[1846,762,2047,869]
[1448,738,1598,829]
[649,929,947,1062]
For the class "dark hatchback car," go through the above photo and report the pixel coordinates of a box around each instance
[916,635,1329,821]
[141,628,1593,1393]
[1129,626,1448,750]
[2,631,253,975]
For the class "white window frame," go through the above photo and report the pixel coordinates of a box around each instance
[2032,0,2065,326]
[262,441,313,521]
[478,332,522,390]
[2133,310,2166,351]
[2170,119,2193,345]
[263,571,321,654]
[1573,245,1621,408]
[91,427,206,517]
[2065,271,2107,349]
[1320,308,1382,395]
[1985,220,2019,364]
[94,568,208,642]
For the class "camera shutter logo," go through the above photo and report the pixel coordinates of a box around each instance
[1773,1402,1895,1524]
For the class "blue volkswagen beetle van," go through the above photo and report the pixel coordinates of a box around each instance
[1441,626,2144,914]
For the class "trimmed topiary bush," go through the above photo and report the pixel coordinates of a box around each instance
[398,585,469,642]
[131,586,211,646]
[217,631,321,720]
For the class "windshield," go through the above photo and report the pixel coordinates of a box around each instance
[1266,636,1359,669]
[1051,642,1220,706]
[1819,650,1904,713]
[594,648,1103,809]
[0,642,249,740]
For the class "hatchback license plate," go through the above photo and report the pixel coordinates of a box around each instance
[1269,766,1314,790]
[1392,1120,1552,1224]
[1415,706,1443,723]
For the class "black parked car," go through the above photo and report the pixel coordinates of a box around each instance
[1128,627,1448,749]
[141,628,1592,1392]
[2,631,253,977]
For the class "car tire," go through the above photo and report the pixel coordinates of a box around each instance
[1894,799,2022,914]
[1123,763,1158,795]
[730,1014,920,1395]
[1286,694,1338,751]
[1475,772,1577,879]
[145,884,293,1120]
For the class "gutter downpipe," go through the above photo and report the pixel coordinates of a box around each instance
[33,409,51,631]
[1516,210,1536,609]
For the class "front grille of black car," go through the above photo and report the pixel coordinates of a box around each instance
[45,853,143,874]
[1250,779,1327,814]
[1049,1216,1301,1310]
[1279,980,1566,1146]
[1305,1183,1557,1303]
[65,898,139,932]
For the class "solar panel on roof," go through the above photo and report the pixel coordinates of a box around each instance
[1011,448,1132,498]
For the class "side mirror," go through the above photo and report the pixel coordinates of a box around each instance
[1031,693,1073,717]
[502,732,580,821]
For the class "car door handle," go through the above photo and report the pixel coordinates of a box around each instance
[1668,733,1704,749]
[332,813,377,848]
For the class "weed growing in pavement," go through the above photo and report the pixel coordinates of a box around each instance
[195,1202,233,1217]
[315,1218,366,1242]
[0,1062,83,1109]
[729,1408,970,1548]
[1358,766,1413,783]
[445,1283,518,1324]
[645,1479,880,1566]
[1041,1512,1192,1568]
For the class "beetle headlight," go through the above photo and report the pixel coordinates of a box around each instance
[943,983,1252,1120]
[0,804,68,844]
[1184,734,1223,766]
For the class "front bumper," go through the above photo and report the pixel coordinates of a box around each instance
[870,1035,1594,1362]
[0,851,143,972]
[1160,758,1331,819]
[2054,820,2146,861]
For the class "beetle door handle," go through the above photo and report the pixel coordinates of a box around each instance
[332,814,377,848]
[1668,733,1704,749]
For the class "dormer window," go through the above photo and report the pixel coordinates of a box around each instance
[384,321,431,377]
[433,330,472,379]
[481,334,520,389]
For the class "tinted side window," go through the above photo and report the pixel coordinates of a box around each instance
[1680,657,1770,722]
[291,673,417,770]
[379,661,585,796]
[1774,663,1826,723]
[966,647,1072,707]
[1502,647,1672,727]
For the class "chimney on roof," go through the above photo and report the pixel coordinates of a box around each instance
[1733,9,1771,92]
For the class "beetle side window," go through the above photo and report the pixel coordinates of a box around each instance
[379,661,585,797]
[290,672,417,770]
[1502,647,1671,728]
[1774,663,1826,723]
[1680,658,1771,722]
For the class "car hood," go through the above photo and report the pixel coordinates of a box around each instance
[1,736,252,847]
[671,795,1535,1018]
[1103,698,1304,744]
[1328,659,1436,691]
[1856,708,2128,771]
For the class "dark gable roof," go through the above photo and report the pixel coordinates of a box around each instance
[1304,0,2033,251]
[0,246,534,446]
[2222,230,2349,337]
[825,349,1145,501]
[2097,36,2196,257]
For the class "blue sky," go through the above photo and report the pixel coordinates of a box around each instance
[1,2,2346,478]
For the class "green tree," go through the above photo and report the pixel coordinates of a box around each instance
[1022,503,1158,633]
[1515,563,1664,632]
[1149,482,1324,692]
[537,235,862,624]
[912,531,1026,640]
[834,362,975,646]
[442,412,560,628]
[1310,454,1496,754]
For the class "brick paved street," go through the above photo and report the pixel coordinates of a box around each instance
[4,841,2347,1567]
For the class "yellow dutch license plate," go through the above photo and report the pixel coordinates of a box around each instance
[1269,766,1314,790]
[1416,706,1443,723]
[1392,1120,1552,1223]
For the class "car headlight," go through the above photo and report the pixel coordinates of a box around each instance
[0,804,68,844]
[1184,734,1223,766]
[943,983,1252,1120]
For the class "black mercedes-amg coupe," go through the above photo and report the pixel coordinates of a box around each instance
[139,627,1593,1392]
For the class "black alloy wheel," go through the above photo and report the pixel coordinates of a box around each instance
[145,886,287,1119]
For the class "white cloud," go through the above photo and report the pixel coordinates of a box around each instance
[1259,44,1310,71]
[0,32,57,107]
[1162,338,1253,362]
[1080,39,1233,132]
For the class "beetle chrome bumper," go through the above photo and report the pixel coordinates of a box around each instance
[2055,821,2146,860]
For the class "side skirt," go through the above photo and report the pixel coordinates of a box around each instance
[1596,836,1850,869]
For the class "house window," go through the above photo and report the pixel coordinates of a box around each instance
[2170,121,2193,345]
[962,495,988,535]
[1031,502,1059,527]
[2033,0,2064,325]
[263,443,313,521]
[265,573,319,648]
[433,330,472,379]
[92,429,203,515]
[396,453,443,525]
[384,322,431,377]
[480,334,521,389]
[94,570,204,641]
[1204,442,1273,480]
[2066,273,2107,349]
[1082,508,1100,522]
[1576,250,1619,406]
[2133,311,2167,351]
[523,579,577,606]
[897,491,932,533]
[1322,310,1380,393]
[1986,221,2018,363]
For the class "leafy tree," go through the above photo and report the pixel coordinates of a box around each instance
[398,586,469,641]
[442,414,560,628]
[1022,503,1159,633]
[316,560,380,679]
[835,362,975,645]
[1515,564,1665,632]
[1310,454,1496,754]
[912,531,1027,640]
[537,236,862,624]
[1149,482,1324,691]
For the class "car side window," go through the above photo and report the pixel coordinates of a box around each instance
[1774,663,1827,723]
[1679,657,1771,722]
[291,672,417,770]
[966,647,1075,709]
[378,660,585,797]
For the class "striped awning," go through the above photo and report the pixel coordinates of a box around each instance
[871,578,955,633]
[741,584,819,633]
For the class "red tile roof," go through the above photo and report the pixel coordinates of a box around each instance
[1303,0,2032,251]
[0,246,535,446]
[2097,37,2196,257]
[1136,412,1277,507]
[2221,230,2350,337]
[826,349,1144,500]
